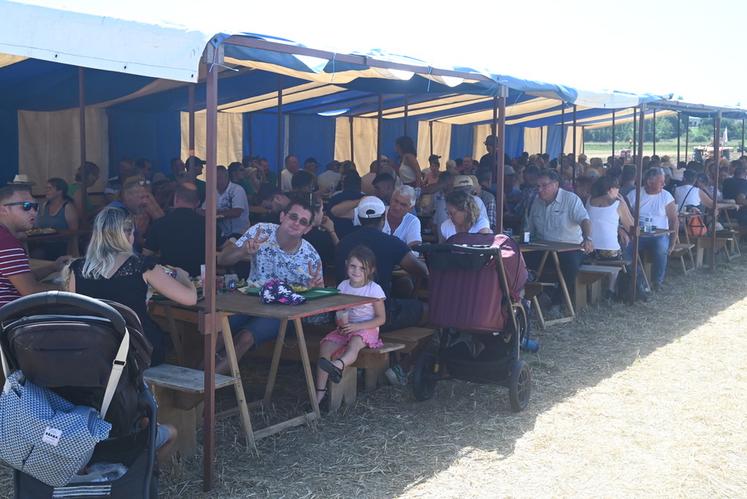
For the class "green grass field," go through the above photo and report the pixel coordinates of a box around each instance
[582,139,712,161]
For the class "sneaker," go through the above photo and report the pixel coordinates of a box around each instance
[385,365,409,386]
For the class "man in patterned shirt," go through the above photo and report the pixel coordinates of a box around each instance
[216,194,323,372]
[0,185,68,308]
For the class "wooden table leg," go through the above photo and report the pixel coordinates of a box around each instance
[219,314,255,450]
[552,251,575,319]
[202,324,216,491]
[164,304,186,365]
[536,251,549,278]
[263,319,288,405]
[293,318,320,419]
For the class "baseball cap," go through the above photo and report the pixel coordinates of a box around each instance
[186,155,206,167]
[356,196,386,219]
[453,175,474,189]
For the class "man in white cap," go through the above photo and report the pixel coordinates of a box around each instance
[335,196,428,331]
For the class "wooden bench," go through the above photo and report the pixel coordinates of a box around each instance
[380,327,436,354]
[575,268,611,309]
[144,364,251,457]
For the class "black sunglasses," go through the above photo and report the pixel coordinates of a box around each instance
[3,201,39,211]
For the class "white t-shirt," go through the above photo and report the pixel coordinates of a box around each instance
[207,182,250,237]
[626,189,674,229]
[337,280,386,323]
[384,212,421,246]
[398,163,420,185]
[674,184,701,211]
[235,223,322,287]
[434,193,490,231]
[439,217,491,241]
[280,168,294,193]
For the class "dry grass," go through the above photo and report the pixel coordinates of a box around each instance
[3,257,747,498]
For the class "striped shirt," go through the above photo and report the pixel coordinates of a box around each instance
[0,225,31,308]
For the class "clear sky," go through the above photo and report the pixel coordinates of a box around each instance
[20,0,747,107]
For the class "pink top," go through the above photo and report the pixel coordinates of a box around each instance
[337,279,385,323]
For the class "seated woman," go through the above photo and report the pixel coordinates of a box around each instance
[674,169,714,212]
[33,177,80,259]
[587,175,634,260]
[65,206,197,365]
[439,190,492,241]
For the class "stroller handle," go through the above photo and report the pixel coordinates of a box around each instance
[414,243,502,256]
[0,291,127,335]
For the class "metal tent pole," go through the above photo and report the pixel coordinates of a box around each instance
[492,96,498,184]
[712,112,721,271]
[540,126,544,154]
[247,113,253,158]
[652,109,657,156]
[348,116,354,162]
[202,43,220,492]
[496,85,507,232]
[560,104,565,160]
[632,107,637,156]
[630,104,645,303]
[741,117,745,157]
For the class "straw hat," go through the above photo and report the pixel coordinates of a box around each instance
[10,174,34,185]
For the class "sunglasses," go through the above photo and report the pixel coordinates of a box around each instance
[3,201,39,211]
[286,212,311,227]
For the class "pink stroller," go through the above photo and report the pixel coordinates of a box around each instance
[413,233,532,411]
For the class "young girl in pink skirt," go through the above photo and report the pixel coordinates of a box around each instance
[316,245,386,403]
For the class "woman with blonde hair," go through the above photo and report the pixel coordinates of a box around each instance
[439,189,492,241]
[66,206,196,365]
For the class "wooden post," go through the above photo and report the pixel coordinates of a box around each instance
[78,68,87,221]
[188,85,196,156]
[685,115,689,162]
[652,109,657,156]
[560,104,565,159]
[276,85,283,188]
[611,110,616,160]
[403,94,409,137]
[741,117,745,157]
[247,113,253,158]
[496,85,507,232]
[632,107,637,156]
[376,94,383,164]
[676,112,681,165]
[429,121,434,156]
[202,43,220,492]
[348,116,354,162]
[712,112,721,271]
[572,105,577,187]
[630,104,645,303]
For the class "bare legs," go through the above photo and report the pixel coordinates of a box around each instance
[315,335,366,403]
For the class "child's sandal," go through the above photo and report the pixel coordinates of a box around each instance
[318,358,345,383]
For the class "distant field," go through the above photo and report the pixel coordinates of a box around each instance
[582,139,711,161]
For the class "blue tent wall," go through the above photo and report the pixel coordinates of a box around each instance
[450,124,474,160]
[505,126,525,159]
[379,117,420,164]
[546,125,563,160]
[288,114,335,167]
[244,113,280,171]
[108,109,180,174]
[0,109,18,185]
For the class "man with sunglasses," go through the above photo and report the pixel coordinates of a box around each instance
[0,185,69,308]
[216,194,323,373]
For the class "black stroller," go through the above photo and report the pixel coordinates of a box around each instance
[0,291,158,498]
[413,233,532,412]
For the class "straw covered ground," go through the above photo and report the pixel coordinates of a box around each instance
[2,257,747,498]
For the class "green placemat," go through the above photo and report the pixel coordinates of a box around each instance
[239,286,339,300]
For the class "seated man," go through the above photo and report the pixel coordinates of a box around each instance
[143,183,224,277]
[0,185,68,307]
[526,169,593,304]
[335,196,428,331]
[207,165,250,239]
[216,195,323,373]
[626,167,679,290]
[109,177,164,251]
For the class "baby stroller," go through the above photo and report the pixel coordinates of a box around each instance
[0,291,158,498]
[413,233,532,412]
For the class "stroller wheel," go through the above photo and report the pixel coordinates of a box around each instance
[412,351,439,401]
[508,359,531,412]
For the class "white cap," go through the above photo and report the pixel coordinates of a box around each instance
[356,196,386,219]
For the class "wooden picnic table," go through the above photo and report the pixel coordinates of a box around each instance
[150,291,377,451]
[519,240,580,328]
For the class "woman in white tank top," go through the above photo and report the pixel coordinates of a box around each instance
[587,175,634,257]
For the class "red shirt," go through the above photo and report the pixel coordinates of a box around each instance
[0,225,31,308]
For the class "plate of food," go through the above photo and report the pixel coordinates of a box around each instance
[25,227,57,236]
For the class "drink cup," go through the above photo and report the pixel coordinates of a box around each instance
[336,310,349,327]
[523,231,531,244]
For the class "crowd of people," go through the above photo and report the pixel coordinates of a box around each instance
[2,134,746,399]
